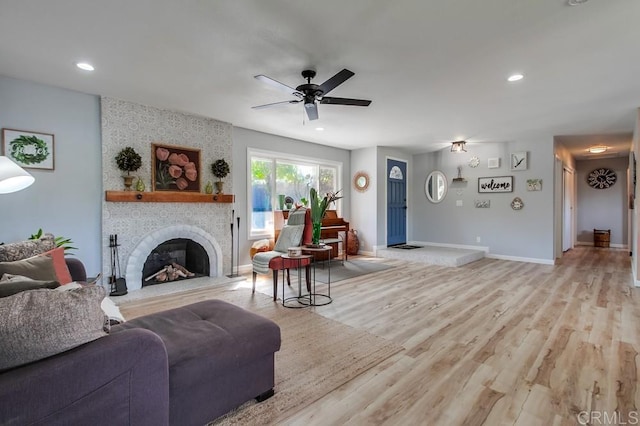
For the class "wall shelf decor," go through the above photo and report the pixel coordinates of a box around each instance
[526,179,542,191]
[105,191,234,203]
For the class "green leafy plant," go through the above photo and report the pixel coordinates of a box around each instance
[309,188,343,224]
[211,159,230,182]
[29,229,77,254]
[115,147,142,175]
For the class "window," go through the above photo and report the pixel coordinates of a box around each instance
[248,149,341,238]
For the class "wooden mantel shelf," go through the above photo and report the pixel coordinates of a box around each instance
[105,191,234,203]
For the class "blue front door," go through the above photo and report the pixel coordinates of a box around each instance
[387,159,407,246]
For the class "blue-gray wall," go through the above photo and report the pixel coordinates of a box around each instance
[0,76,102,274]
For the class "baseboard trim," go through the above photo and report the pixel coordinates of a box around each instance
[408,241,489,253]
[575,241,628,249]
[485,254,555,265]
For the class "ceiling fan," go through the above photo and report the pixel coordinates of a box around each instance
[252,68,371,121]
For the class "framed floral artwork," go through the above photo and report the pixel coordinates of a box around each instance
[152,143,201,192]
[2,128,55,170]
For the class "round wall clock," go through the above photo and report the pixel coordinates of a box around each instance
[468,156,480,168]
[587,168,617,189]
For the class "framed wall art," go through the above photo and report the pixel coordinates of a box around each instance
[2,128,55,170]
[510,151,528,171]
[478,176,513,193]
[152,143,201,192]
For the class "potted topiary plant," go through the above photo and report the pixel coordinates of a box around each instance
[210,159,230,194]
[115,147,142,190]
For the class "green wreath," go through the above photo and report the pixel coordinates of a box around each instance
[10,135,49,165]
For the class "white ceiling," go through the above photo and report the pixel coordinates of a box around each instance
[0,0,638,154]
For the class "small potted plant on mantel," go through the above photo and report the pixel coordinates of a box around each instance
[115,147,142,190]
[210,159,230,194]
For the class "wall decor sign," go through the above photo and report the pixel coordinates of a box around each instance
[478,176,513,193]
[487,157,500,169]
[510,151,528,171]
[152,143,201,192]
[2,128,55,170]
[475,199,490,208]
[526,179,542,191]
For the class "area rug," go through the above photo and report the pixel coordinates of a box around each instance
[119,287,402,425]
[313,259,394,283]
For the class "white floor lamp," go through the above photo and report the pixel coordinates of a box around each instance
[0,156,35,194]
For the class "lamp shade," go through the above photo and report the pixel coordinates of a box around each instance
[0,156,35,194]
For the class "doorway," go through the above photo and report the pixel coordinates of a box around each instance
[387,158,407,246]
[562,167,575,252]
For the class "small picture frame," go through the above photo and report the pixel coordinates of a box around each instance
[475,199,490,208]
[2,128,55,170]
[152,143,201,192]
[510,151,528,171]
[527,179,542,191]
[478,176,513,193]
[488,158,500,169]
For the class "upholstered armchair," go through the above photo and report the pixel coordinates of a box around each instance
[252,208,312,301]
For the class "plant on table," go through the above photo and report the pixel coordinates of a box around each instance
[309,188,342,246]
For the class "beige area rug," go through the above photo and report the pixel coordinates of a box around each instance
[119,286,403,425]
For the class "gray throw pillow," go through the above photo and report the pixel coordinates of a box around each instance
[274,224,305,253]
[0,278,60,298]
[0,285,107,371]
[0,256,57,282]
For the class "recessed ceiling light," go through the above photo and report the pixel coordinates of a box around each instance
[75,62,95,71]
[315,127,324,131]
[507,73,524,82]
[567,0,588,6]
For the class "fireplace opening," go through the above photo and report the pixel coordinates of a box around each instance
[142,238,210,286]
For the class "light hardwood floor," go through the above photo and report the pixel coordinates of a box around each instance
[121,247,639,425]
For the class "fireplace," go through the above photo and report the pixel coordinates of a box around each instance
[142,238,209,286]
[125,224,223,291]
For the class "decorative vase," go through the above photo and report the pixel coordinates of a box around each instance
[278,194,285,210]
[122,175,135,191]
[135,177,145,192]
[347,229,359,255]
[214,181,224,194]
[311,222,322,246]
[205,181,213,194]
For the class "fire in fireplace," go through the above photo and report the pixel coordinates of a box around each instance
[142,238,209,286]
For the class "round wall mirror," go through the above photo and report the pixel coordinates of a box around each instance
[353,171,370,192]
[425,171,447,203]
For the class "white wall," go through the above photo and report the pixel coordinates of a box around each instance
[575,157,628,246]
[412,138,555,262]
[350,147,377,253]
[0,76,102,274]
[232,127,350,271]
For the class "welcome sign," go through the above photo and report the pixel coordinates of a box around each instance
[478,176,513,193]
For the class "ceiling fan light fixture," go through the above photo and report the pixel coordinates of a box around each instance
[588,145,608,154]
[451,141,467,153]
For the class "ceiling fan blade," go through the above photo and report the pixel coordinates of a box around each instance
[318,69,355,95]
[305,103,319,121]
[252,100,301,109]
[320,97,371,107]
[254,74,299,95]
